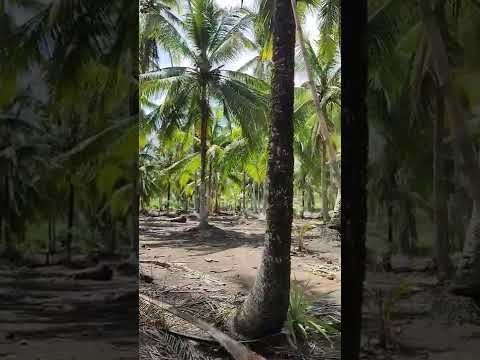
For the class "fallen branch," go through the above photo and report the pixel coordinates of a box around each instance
[169,215,187,223]
[140,260,171,268]
[140,294,266,360]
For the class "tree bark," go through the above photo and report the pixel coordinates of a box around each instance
[208,159,213,213]
[419,0,480,294]
[399,197,416,254]
[329,187,341,230]
[242,170,247,216]
[166,180,171,211]
[301,187,306,219]
[4,171,13,256]
[231,0,295,339]
[199,85,209,227]
[433,92,452,280]
[66,181,74,264]
[321,142,330,221]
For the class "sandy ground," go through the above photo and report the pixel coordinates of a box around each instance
[0,263,138,360]
[361,263,480,360]
[139,214,341,306]
[139,213,341,359]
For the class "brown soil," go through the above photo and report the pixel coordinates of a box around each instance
[0,261,138,360]
[140,214,341,302]
[139,213,341,359]
[361,261,480,360]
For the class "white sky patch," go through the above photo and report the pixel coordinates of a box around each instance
[156,1,320,83]
[215,0,319,82]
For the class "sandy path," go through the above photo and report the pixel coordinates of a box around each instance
[139,214,341,305]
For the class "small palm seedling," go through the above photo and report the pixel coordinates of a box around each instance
[366,284,411,348]
[286,283,339,349]
[294,224,315,252]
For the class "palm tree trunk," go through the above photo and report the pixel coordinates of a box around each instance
[291,3,342,229]
[263,180,267,213]
[301,176,306,219]
[419,0,480,294]
[386,199,394,270]
[208,160,213,213]
[215,181,219,213]
[290,0,339,186]
[4,171,13,256]
[433,93,452,280]
[242,170,247,216]
[48,216,57,263]
[166,180,171,211]
[110,218,117,255]
[193,123,200,213]
[66,181,74,264]
[232,0,295,339]
[321,142,329,221]
[199,85,209,227]
[130,41,140,265]
[329,187,341,230]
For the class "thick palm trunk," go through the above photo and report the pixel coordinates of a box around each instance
[433,93,452,280]
[420,0,480,294]
[231,0,295,339]
[199,86,209,227]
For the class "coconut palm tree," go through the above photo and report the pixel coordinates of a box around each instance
[231,0,296,339]
[140,0,268,228]
[418,0,480,295]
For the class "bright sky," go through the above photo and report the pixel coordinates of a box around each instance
[216,0,320,81]
[157,0,320,84]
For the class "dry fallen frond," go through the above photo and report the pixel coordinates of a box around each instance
[140,294,266,360]
[141,327,209,360]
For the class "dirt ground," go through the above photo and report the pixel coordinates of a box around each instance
[139,213,341,359]
[139,214,341,303]
[360,259,480,360]
[0,261,138,360]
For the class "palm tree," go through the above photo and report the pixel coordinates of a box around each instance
[254,0,341,227]
[300,38,341,225]
[231,0,296,339]
[418,0,480,295]
[140,0,268,228]
[1,0,140,262]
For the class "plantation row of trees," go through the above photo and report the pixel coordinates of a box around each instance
[139,0,341,228]
[139,0,341,341]
[1,1,139,263]
[367,0,480,293]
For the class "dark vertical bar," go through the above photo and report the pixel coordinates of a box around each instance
[341,0,368,358]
